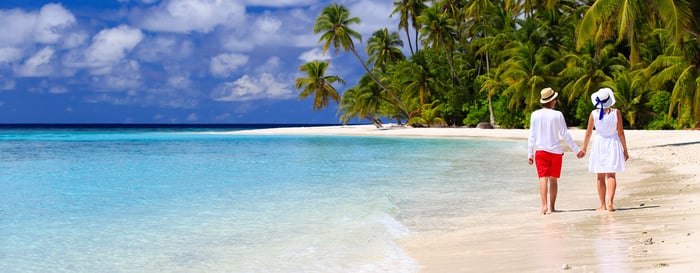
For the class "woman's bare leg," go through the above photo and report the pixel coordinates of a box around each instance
[606,173,617,211]
[596,173,607,211]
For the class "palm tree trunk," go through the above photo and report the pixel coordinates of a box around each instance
[404,28,414,55]
[349,48,410,117]
[486,51,495,126]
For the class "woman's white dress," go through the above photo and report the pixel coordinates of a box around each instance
[589,108,626,173]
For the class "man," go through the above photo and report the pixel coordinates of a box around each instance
[528,87,584,215]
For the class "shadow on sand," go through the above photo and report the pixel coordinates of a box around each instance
[556,205,660,213]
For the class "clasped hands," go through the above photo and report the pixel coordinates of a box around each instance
[576,150,586,158]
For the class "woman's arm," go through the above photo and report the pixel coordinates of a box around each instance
[616,109,629,161]
[582,112,595,154]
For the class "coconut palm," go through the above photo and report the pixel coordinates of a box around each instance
[419,5,458,84]
[394,50,440,105]
[499,40,560,113]
[391,0,427,55]
[577,0,692,66]
[314,3,409,117]
[295,60,344,111]
[338,75,386,126]
[408,100,447,127]
[366,28,406,70]
[643,36,700,127]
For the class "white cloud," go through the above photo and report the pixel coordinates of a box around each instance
[61,32,89,49]
[255,56,281,74]
[1,79,16,91]
[16,46,55,77]
[167,74,192,89]
[240,0,316,6]
[85,25,144,69]
[137,0,246,33]
[186,112,198,121]
[90,60,142,90]
[0,48,24,63]
[298,47,330,63]
[33,4,77,44]
[49,86,69,94]
[0,4,77,47]
[213,73,294,101]
[210,53,249,77]
[136,36,193,62]
[250,13,283,44]
[349,1,398,36]
[0,9,38,47]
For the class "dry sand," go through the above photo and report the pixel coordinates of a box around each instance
[227,125,700,272]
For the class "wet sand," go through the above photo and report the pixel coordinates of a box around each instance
[227,125,700,272]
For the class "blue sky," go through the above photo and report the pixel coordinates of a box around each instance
[0,0,399,124]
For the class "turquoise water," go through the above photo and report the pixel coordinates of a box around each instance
[0,128,532,272]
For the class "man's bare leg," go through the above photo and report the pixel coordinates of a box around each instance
[539,177,549,215]
[548,177,558,213]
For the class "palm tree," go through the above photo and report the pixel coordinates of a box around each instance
[366,28,406,70]
[391,0,427,55]
[338,75,385,126]
[577,0,692,66]
[314,3,409,117]
[419,5,458,84]
[559,43,627,104]
[395,50,440,105]
[408,100,447,127]
[499,40,559,113]
[643,36,700,127]
[295,60,345,111]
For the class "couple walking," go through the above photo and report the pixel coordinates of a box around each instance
[527,87,629,215]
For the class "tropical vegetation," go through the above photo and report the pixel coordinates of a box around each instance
[296,0,700,129]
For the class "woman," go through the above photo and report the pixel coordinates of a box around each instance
[582,88,629,211]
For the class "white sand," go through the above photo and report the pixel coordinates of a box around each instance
[226,125,700,272]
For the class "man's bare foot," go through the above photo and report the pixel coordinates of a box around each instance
[596,206,607,211]
[548,209,560,213]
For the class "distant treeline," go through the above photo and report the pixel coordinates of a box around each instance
[296,1,700,129]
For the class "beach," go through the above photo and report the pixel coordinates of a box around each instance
[232,125,700,272]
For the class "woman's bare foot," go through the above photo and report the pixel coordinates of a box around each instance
[607,205,615,211]
[596,206,607,211]
[541,206,548,215]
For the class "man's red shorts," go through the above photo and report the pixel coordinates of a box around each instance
[535,150,563,178]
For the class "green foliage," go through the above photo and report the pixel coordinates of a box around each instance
[305,1,700,130]
[408,100,447,127]
[462,101,488,127]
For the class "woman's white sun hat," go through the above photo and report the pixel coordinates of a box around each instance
[591,88,616,120]
[539,87,558,104]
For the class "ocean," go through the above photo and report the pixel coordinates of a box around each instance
[0,125,533,273]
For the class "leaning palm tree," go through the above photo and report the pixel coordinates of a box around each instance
[338,75,386,127]
[314,3,409,117]
[295,60,345,111]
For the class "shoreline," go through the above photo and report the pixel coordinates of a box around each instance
[227,125,700,272]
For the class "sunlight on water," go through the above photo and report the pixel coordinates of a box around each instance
[0,129,532,272]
